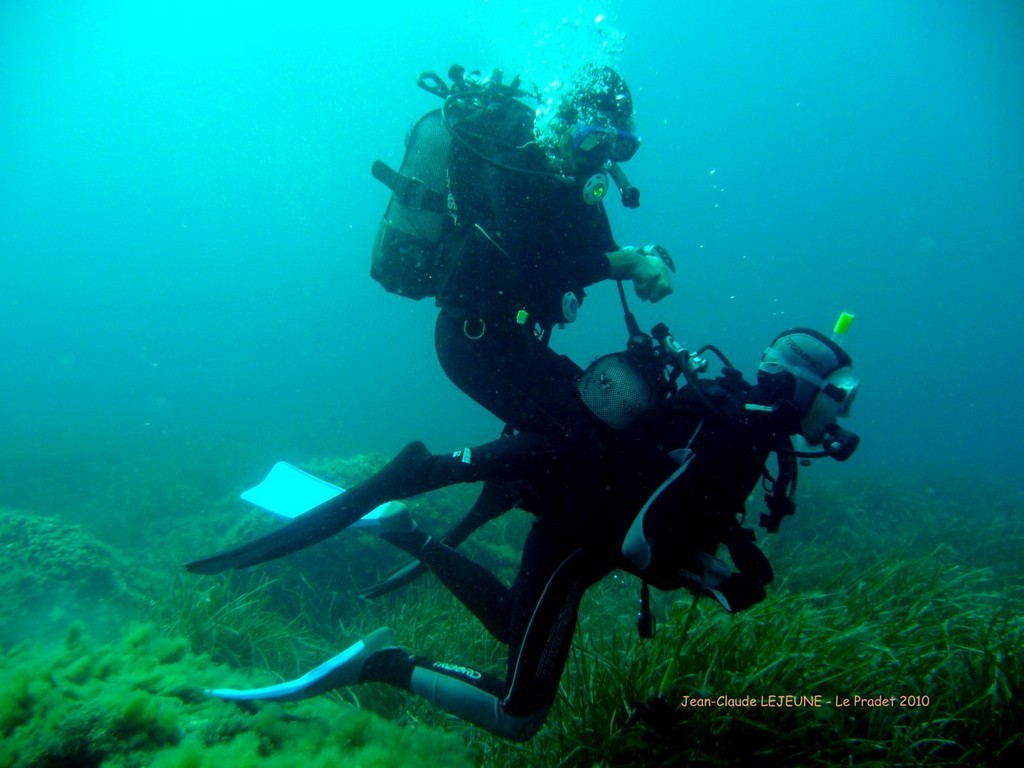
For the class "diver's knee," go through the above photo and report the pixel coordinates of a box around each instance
[408,663,549,740]
[497,706,548,741]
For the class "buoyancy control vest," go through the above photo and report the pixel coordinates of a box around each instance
[611,371,782,613]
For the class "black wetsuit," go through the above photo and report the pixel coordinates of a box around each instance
[434,103,618,442]
[360,376,780,740]
[185,376,783,741]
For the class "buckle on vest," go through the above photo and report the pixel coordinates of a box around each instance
[463,319,486,340]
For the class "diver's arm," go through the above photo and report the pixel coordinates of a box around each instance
[607,246,673,303]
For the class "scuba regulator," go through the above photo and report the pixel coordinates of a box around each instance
[580,163,640,208]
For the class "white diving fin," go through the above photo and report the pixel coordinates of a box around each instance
[240,461,394,529]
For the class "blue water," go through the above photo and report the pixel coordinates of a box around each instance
[2,0,1022,515]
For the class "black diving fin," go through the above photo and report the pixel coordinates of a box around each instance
[185,441,432,574]
[359,559,428,600]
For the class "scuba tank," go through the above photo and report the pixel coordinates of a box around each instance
[370,66,531,301]
[370,108,454,300]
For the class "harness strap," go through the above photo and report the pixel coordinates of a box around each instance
[371,159,449,214]
[760,438,798,533]
[637,581,655,638]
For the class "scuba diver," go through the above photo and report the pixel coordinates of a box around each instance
[187,317,861,742]
[371,63,674,444]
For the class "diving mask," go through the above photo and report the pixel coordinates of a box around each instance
[798,371,858,444]
[759,347,859,419]
[571,124,641,163]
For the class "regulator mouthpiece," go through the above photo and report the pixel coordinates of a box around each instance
[822,424,860,461]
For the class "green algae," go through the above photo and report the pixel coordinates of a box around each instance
[0,622,473,768]
[2,446,1021,767]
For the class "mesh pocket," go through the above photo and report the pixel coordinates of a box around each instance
[370,109,454,300]
[577,353,656,430]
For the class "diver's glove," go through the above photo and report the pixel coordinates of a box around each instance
[710,526,773,612]
[626,693,677,735]
[628,245,674,303]
[707,572,767,613]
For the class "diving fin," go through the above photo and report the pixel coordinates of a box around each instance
[359,559,427,600]
[185,441,432,574]
[239,460,400,530]
[207,627,397,702]
[240,461,344,519]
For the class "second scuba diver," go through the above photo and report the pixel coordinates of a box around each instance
[372,63,674,445]
[187,319,861,741]
[369,62,680,541]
